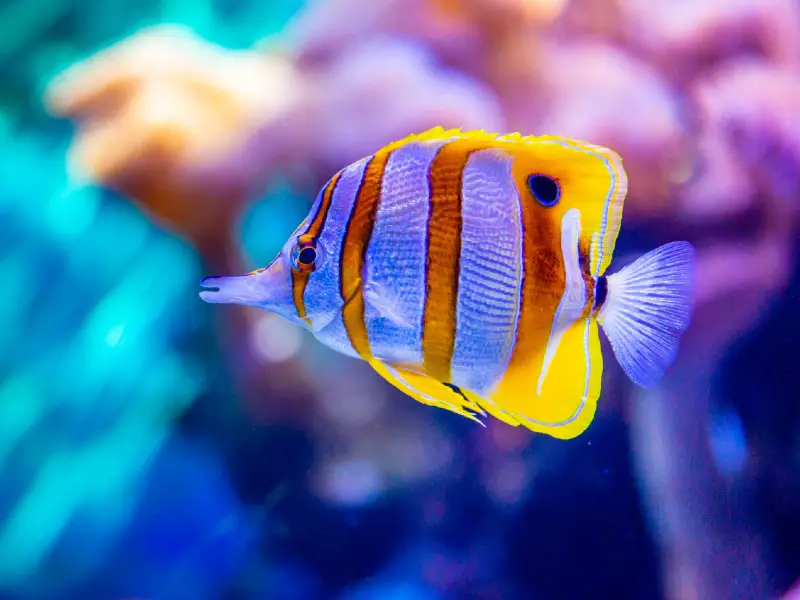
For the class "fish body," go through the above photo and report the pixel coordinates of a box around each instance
[200,127,695,439]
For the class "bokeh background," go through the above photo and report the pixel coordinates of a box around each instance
[2,0,800,598]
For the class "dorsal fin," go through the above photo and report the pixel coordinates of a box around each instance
[383,127,498,149]
[385,127,621,157]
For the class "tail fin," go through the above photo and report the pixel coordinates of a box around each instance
[597,241,695,388]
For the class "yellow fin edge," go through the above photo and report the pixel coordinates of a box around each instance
[368,359,485,424]
[386,127,623,159]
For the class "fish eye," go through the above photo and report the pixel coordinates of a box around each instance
[528,174,560,207]
[298,246,317,265]
[291,240,324,273]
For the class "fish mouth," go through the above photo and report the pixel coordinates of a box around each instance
[199,274,252,304]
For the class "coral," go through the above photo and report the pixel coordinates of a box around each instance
[45,24,304,255]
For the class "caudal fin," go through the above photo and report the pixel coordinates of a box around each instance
[597,241,695,388]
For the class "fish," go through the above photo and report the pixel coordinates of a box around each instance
[199,127,695,439]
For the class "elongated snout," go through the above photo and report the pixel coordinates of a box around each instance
[199,259,292,309]
[199,273,259,305]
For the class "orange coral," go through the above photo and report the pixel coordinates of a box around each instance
[46,24,302,254]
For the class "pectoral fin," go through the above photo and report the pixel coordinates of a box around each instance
[364,282,412,329]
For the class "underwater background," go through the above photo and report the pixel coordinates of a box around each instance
[2,0,800,598]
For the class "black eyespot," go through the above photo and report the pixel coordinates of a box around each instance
[528,174,560,207]
[298,246,317,265]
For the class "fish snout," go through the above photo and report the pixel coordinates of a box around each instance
[199,258,293,311]
[199,273,261,305]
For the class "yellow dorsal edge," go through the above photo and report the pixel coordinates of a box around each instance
[385,127,620,159]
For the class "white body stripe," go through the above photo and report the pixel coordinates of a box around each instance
[451,149,523,393]
[537,208,586,394]
[311,157,370,357]
[363,142,444,365]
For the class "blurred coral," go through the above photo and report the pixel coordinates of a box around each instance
[300,38,504,171]
[45,24,303,255]
[689,60,800,215]
[44,24,329,432]
[626,56,800,600]
[616,0,800,78]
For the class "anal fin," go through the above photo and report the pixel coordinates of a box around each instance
[489,319,603,439]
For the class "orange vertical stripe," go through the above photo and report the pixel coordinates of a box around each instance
[291,171,342,325]
[490,160,564,406]
[340,154,387,359]
[291,270,312,326]
[300,170,343,244]
[421,141,483,381]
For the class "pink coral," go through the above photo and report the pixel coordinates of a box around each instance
[302,38,503,171]
[617,0,800,79]
[690,60,800,211]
